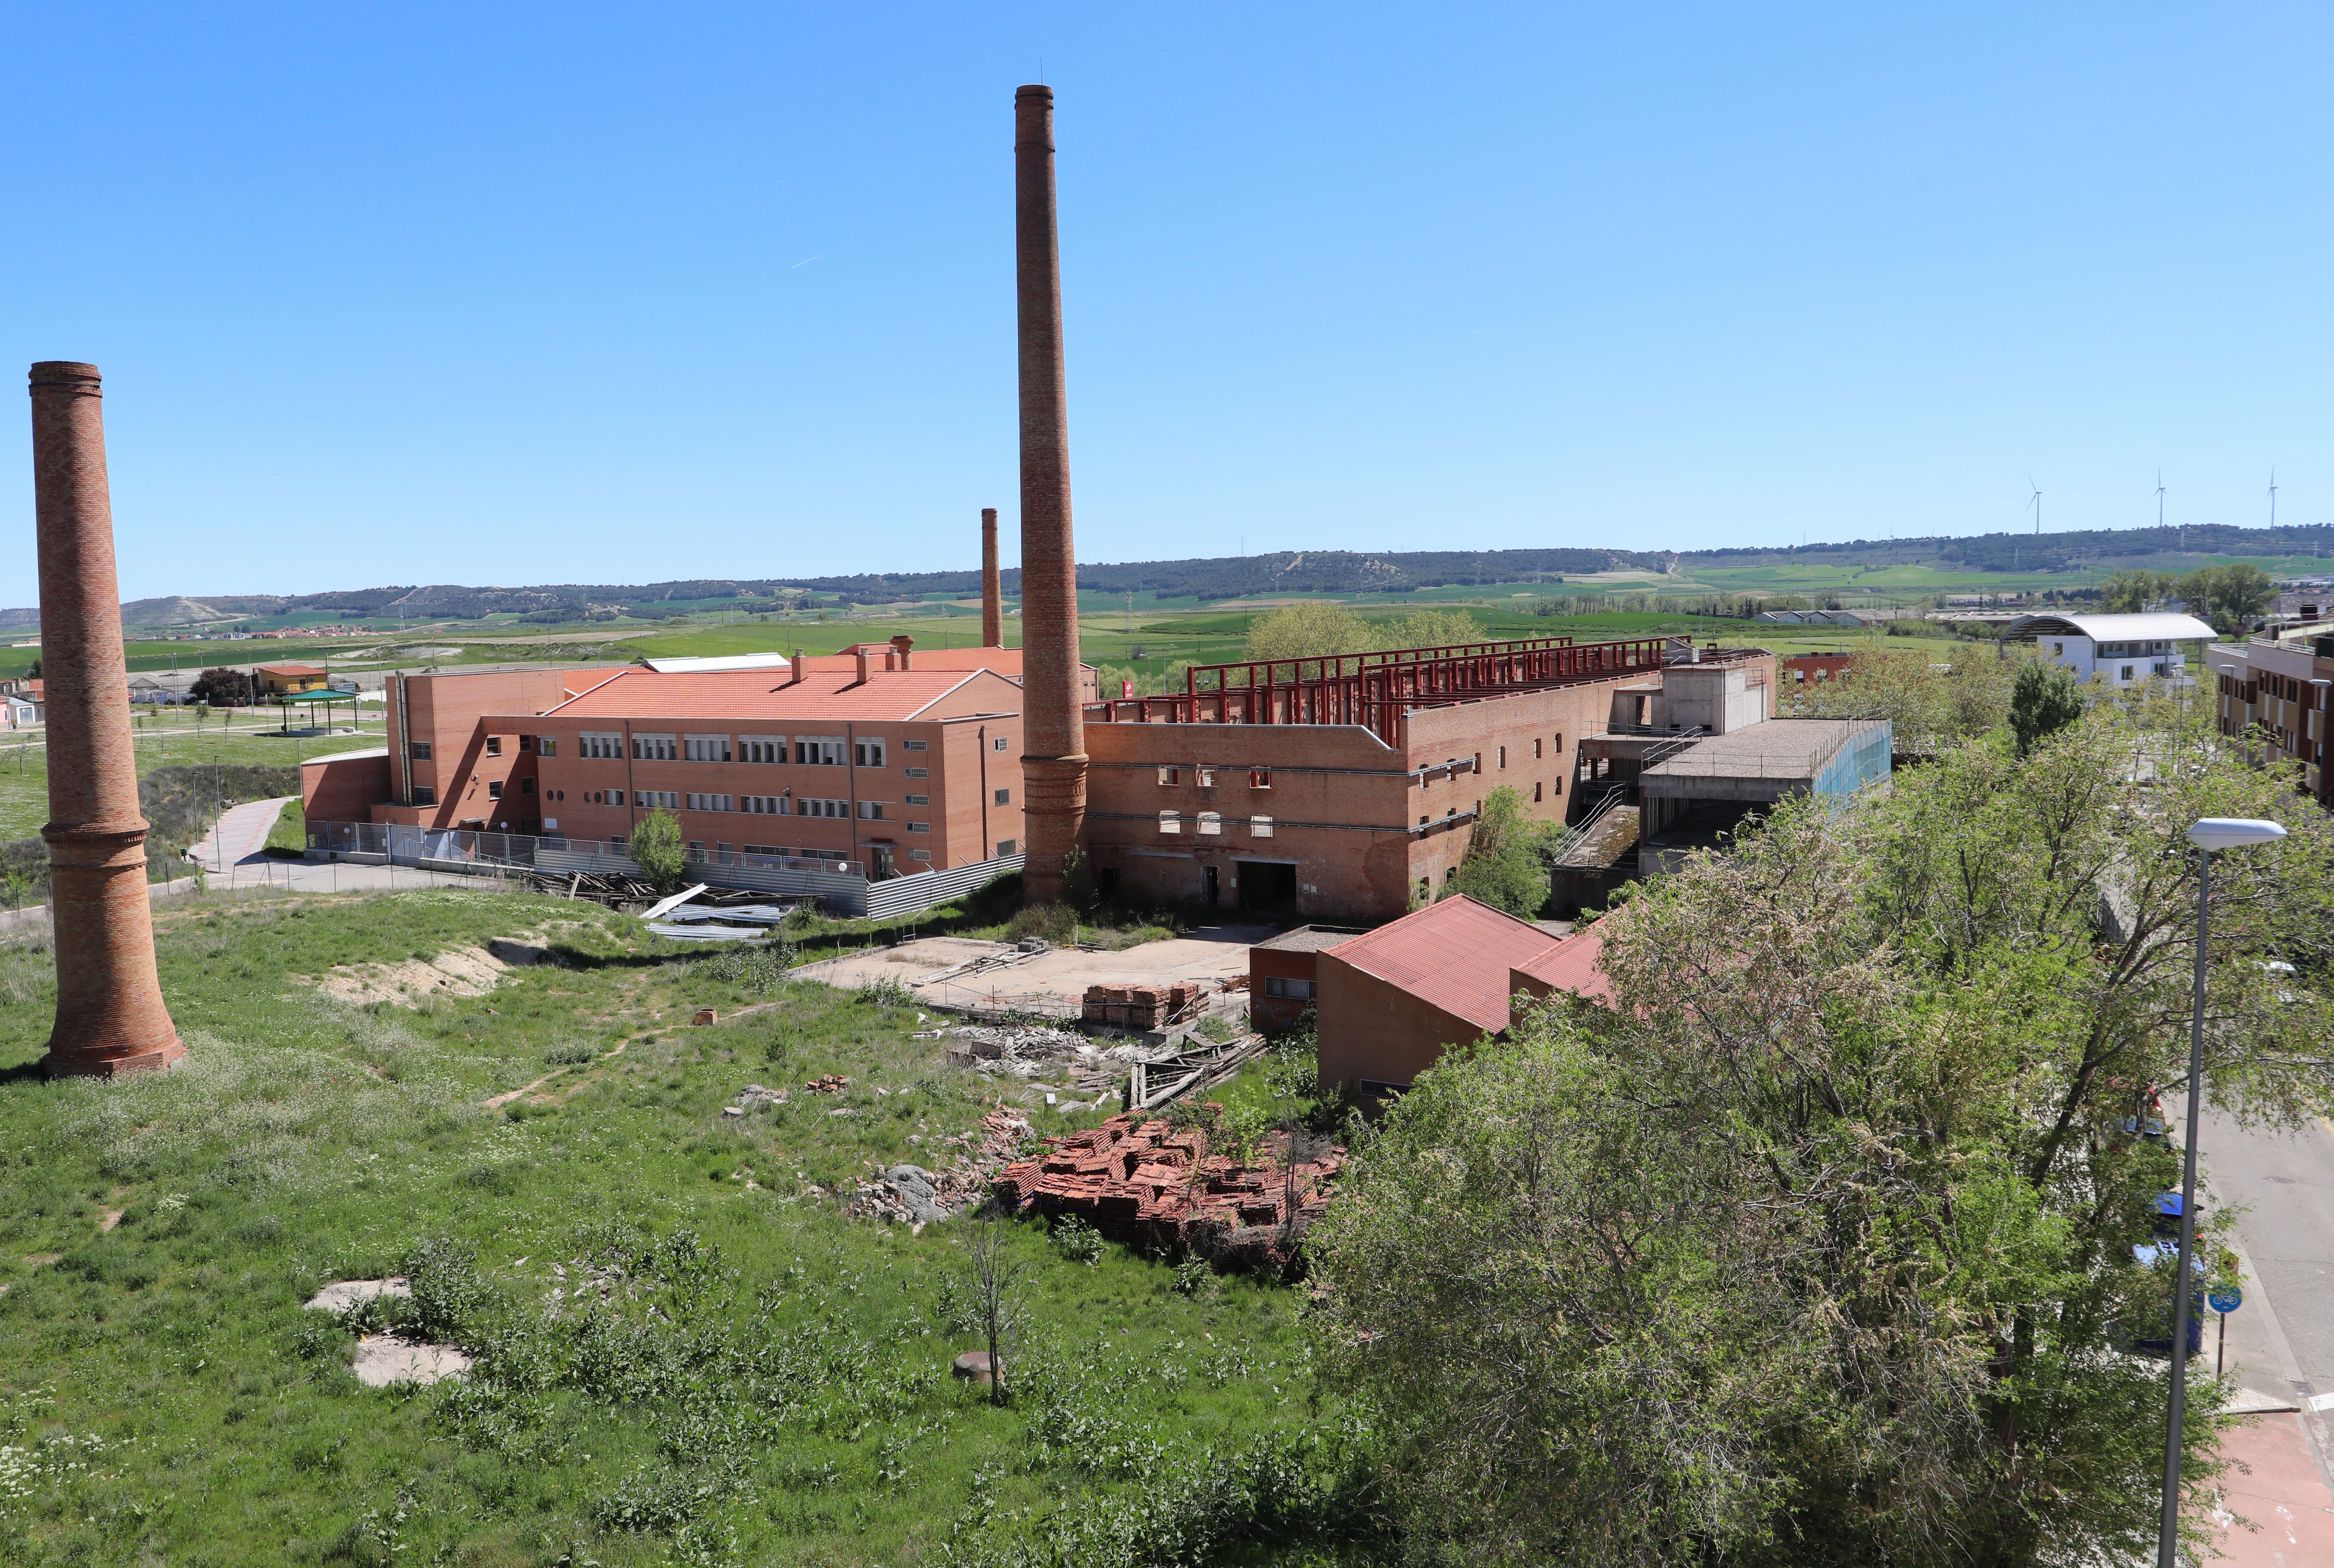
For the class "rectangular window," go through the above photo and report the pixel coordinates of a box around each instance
[993,736,1010,752]
[1251,815,1274,838]
[1196,767,1216,788]
[536,735,556,756]
[685,735,731,763]
[742,795,785,814]
[858,800,886,820]
[1197,811,1222,835]
[908,821,930,833]
[1552,733,1563,754]
[519,734,534,753]
[686,792,734,812]
[1533,738,1542,759]
[740,735,785,763]
[521,777,537,796]
[1157,767,1179,786]
[1264,976,1316,1001]
[795,737,846,766]
[579,732,623,759]
[910,848,931,861]
[1250,769,1271,789]
[633,734,677,761]
[996,839,1016,856]
[1159,811,1181,834]
[905,794,930,806]
[412,785,436,806]
[854,738,886,768]
[1498,746,1506,769]
[408,740,433,761]
[745,845,782,857]
[902,739,928,751]
[994,787,1011,806]
[1533,781,1543,803]
[485,736,502,756]
[904,766,928,778]
[631,789,679,810]
[487,780,502,799]
[798,798,850,818]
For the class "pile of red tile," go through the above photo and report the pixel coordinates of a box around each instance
[1080,982,1203,1030]
[992,1110,1346,1265]
[803,1074,851,1095]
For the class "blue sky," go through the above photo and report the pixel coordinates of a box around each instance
[3,4,2329,604]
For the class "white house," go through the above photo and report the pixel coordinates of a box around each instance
[0,694,38,729]
[2007,612,2217,687]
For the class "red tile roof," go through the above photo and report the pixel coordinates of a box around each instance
[259,662,327,676]
[1511,924,1613,1005]
[538,666,1012,723]
[1324,896,1563,1035]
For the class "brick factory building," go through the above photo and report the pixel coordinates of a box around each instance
[1074,638,1777,923]
[494,653,1028,878]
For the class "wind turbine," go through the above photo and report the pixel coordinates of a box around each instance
[2269,469,2278,530]
[2028,478,2042,535]
[2155,470,2166,530]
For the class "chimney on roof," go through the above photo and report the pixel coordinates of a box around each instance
[28,362,184,1078]
[855,645,873,686]
[981,507,1002,647]
[790,650,804,685]
[1014,84,1086,904]
[890,634,913,671]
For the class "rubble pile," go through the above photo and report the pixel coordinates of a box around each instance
[1080,982,1205,1030]
[850,1106,1035,1226]
[803,1074,851,1095]
[940,1024,1124,1102]
[992,1111,1346,1269]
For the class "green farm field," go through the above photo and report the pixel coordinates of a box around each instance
[0,888,1365,1565]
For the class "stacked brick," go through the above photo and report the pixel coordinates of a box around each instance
[991,1111,1346,1267]
[1079,982,1202,1030]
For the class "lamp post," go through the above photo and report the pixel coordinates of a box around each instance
[2158,815,2288,1568]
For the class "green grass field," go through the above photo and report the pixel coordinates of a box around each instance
[0,889,1367,1566]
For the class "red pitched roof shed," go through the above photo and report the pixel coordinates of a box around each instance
[1511,924,1613,1007]
[1324,896,1563,1036]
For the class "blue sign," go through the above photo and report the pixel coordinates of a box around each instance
[2208,1287,2243,1314]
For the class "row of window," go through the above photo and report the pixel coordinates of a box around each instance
[1159,812,1274,837]
[556,733,1011,766]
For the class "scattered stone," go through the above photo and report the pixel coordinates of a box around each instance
[952,1349,998,1387]
[721,1106,745,1119]
[804,1074,851,1095]
[352,1334,472,1387]
[303,1278,412,1314]
[738,1084,788,1107]
[693,1008,717,1026]
[876,1164,949,1224]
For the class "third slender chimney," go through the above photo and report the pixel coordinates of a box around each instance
[29,362,184,1078]
[981,506,1002,648]
[1014,84,1086,903]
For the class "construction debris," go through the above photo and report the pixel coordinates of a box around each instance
[1081,981,1207,1031]
[848,1105,1034,1224]
[993,1112,1346,1272]
[803,1074,851,1095]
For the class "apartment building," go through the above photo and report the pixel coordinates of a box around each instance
[2009,611,2216,687]
[497,658,1026,879]
[2208,631,2333,810]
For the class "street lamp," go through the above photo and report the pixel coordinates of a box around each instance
[2158,815,2288,1568]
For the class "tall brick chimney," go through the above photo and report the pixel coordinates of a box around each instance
[980,507,1003,647]
[1014,85,1085,903]
[28,363,183,1078]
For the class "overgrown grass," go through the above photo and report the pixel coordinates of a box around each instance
[0,888,1376,1564]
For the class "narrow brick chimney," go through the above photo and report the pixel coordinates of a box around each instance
[1014,85,1086,903]
[855,645,873,686]
[890,634,914,671]
[981,507,1003,647]
[790,650,805,685]
[28,362,183,1078]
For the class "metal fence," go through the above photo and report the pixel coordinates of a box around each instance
[304,819,1021,919]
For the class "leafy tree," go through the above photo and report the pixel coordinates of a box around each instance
[628,808,689,895]
[1385,609,1487,651]
[1447,785,1551,917]
[1315,711,2334,1567]
[2008,659,2087,756]
[2102,568,2179,614]
[1785,644,2031,756]
[1242,601,1377,663]
[2175,563,2275,635]
[189,666,255,707]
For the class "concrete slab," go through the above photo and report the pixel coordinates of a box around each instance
[351,1334,472,1387]
[797,924,1274,1018]
[302,1278,411,1313]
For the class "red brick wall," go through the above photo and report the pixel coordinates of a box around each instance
[387,669,619,828]
[1250,945,1324,1034]
[302,752,391,825]
[1314,950,1485,1094]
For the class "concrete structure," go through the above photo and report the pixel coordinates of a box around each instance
[1757,609,1870,627]
[2207,632,2333,810]
[2009,611,2215,687]
[1248,924,1364,1034]
[1313,896,1602,1098]
[981,506,1003,647]
[257,662,328,695]
[504,662,1027,878]
[1637,717,1892,874]
[28,362,183,1078]
[1015,84,1085,905]
[1083,639,1776,923]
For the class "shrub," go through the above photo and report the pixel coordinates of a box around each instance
[629,808,689,896]
[1049,1215,1104,1266]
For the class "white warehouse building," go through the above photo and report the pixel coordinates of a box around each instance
[2007,612,2217,687]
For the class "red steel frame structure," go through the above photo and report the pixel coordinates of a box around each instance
[1089,636,1673,744]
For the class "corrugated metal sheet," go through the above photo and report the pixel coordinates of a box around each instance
[862,855,1024,920]
[1325,895,1564,1034]
[1511,924,1612,1004]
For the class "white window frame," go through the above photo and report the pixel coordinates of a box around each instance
[686,792,734,812]
[579,732,623,759]
[1157,767,1179,786]
[796,736,846,766]
[907,821,930,833]
[1251,815,1274,838]
[904,766,929,778]
[905,793,930,806]
[854,737,887,768]
[902,738,928,751]
[685,735,732,763]
[1159,811,1182,834]
[1197,811,1222,835]
[858,800,886,820]
[633,733,678,761]
[740,735,785,763]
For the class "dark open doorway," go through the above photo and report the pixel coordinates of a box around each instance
[1237,860,1298,913]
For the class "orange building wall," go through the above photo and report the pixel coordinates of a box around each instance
[301,751,391,826]
[1314,950,1486,1095]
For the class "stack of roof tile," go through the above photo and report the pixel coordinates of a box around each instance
[992,1110,1345,1266]
[1079,983,1203,1030]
